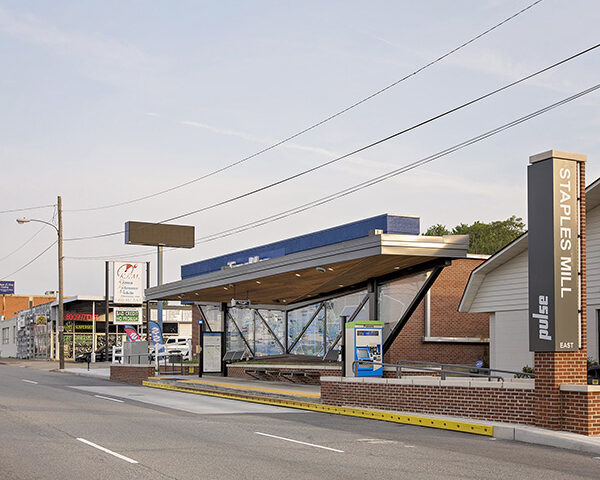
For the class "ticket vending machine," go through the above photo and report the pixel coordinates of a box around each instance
[344,321,384,377]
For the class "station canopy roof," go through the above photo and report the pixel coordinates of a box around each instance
[145,214,469,306]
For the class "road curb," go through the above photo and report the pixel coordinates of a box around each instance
[142,380,493,436]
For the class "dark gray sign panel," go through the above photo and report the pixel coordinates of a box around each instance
[125,221,195,248]
[528,157,580,352]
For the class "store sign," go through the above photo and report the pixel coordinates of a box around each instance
[528,153,582,352]
[64,313,98,321]
[113,307,143,325]
[0,281,14,294]
[113,262,144,304]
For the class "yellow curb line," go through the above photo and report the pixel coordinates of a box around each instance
[142,380,493,437]
[179,379,321,398]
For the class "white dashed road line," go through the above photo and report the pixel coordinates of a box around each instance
[76,438,138,464]
[21,379,38,384]
[94,394,124,403]
[255,432,344,453]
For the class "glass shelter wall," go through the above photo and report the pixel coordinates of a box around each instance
[377,271,430,341]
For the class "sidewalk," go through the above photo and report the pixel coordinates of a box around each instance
[4,358,600,455]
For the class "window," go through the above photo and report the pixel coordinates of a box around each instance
[2,328,9,344]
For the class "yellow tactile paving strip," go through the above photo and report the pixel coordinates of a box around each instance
[178,379,321,398]
[142,381,493,437]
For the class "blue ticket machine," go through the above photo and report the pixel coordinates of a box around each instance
[344,321,384,377]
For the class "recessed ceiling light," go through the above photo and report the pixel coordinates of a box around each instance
[223,287,228,290]
[256,281,261,284]
[394,266,401,270]
[295,273,301,277]
[282,299,287,302]
[338,284,344,288]
[327,267,334,272]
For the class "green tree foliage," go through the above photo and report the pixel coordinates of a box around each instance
[424,216,525,255]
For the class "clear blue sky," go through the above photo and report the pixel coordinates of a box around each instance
[1,0,599,296]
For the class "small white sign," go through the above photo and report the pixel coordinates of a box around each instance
[113,262,144,305]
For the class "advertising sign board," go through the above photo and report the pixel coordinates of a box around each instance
[125,221,195,248]
[528,153,582,352]
[113,262,144,304]
[0,281,15,294]
[113,307,143,325]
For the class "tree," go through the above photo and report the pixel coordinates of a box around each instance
[424,216,525,255]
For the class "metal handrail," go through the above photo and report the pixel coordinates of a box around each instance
[352,360,506,381]
[395,359,534,379]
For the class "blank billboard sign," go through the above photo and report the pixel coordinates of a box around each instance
[125,221,195,248]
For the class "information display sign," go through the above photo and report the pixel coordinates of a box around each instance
[203,332,222,373]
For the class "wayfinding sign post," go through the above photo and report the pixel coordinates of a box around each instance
[528,151,586,352]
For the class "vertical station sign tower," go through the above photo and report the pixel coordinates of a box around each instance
[528,150,588,431]
[528,150,585,352]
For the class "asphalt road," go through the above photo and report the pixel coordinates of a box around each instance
[1,364,600,480]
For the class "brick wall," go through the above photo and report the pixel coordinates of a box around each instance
[321,378,535,425]
[110,365,155,385]
[561,389,600,435]
[0,295,55,320]
[385,258,489,366]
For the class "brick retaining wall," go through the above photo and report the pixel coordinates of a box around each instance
[321,377,536,425]
[110,365,155,385]
[560,386,600,435]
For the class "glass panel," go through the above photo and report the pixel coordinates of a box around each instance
[290,306,325,356]
[226,316,245,352]
[378,271,429,341]
[323,289,368,351]
[257,309,285,345]
[228,308,254,353]
[201,305,223,331]
[287,303,319,349]
[254,311,284,356]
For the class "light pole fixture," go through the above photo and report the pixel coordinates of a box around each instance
[16,196,64,370]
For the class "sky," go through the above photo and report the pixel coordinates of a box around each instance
[1,0,599,297]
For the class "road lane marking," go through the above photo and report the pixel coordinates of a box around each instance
[94,394,124,403]
[21,379,38,384]
[255,432,344,453]
[76,438,138,464]
[356,438,397,444]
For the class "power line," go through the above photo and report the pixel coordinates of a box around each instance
[65,82,600,261]
[65,0,545,213]
[0,204,56,215]
[63,42,600,242]
[1,240,57,280]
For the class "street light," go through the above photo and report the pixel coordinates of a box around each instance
[16,195,64,370]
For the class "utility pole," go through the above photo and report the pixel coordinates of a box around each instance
[58,196,64,370]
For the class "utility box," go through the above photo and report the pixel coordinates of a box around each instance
[344,321,383,377]
[123,340,149,365]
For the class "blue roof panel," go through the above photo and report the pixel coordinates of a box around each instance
[181,214,419,279]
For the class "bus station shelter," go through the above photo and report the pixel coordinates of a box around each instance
[145,214,469,367]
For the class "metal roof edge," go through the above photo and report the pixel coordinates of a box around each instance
[146,233,468,301]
